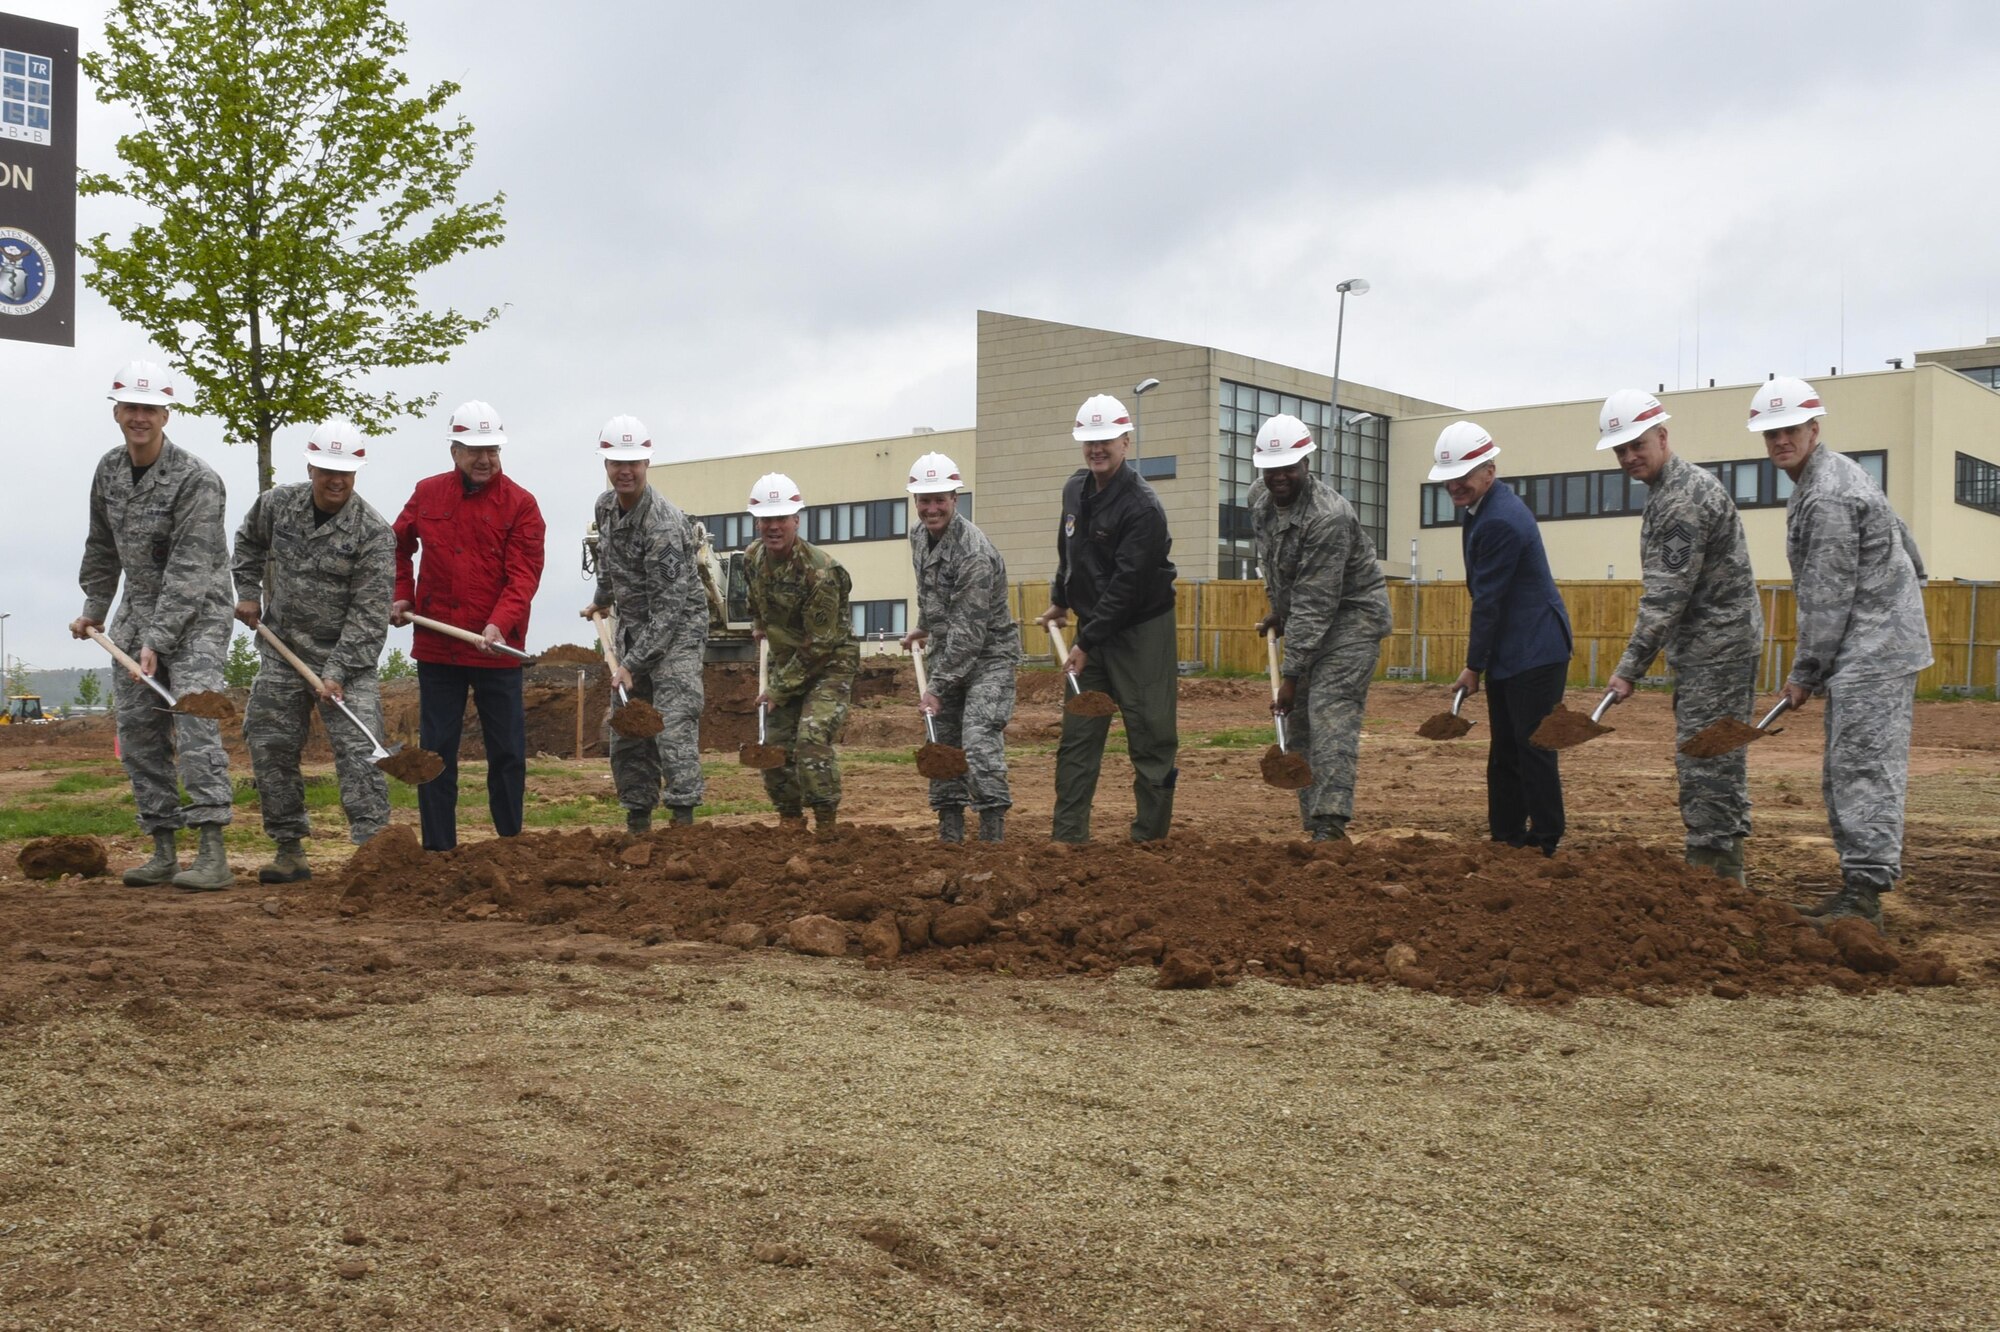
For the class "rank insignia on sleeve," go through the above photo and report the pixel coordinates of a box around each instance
[1662,520,1694,572]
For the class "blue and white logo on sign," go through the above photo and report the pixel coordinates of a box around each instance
[2,48,55,145]
[0,226,55,315]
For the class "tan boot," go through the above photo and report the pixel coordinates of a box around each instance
[257,839,312,885]
[172,824,235,892]
[124,830,179,887]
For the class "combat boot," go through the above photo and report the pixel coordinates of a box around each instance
[1685,845,1726,877]
[258,839,312,884]
[123,830,179,887]
[777,808,807,833]
[1714,837,1746,887]
[812,805,839,836]
[1309,816,1349,843]
[669,806,695,828]
[172,824,235,892]
[1814,878,1884,930]
[978,808,1006,843]
[625,808,652,836]
[937,806,965,844]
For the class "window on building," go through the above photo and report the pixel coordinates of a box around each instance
[851,599,907,637]
[1218,379,1389,577]
[1956,366,2000,391]
[1958,452,2000,516]
[1417,451,1889,528]
[1136,455,1177,480]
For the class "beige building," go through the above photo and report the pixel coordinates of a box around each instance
[1391,363,2000,584]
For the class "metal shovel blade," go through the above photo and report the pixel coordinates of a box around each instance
[330,696,441,784]
[1417,687,1476,740]
[913,711,968,779]
[1063,672,1117,717]
[1681,698,1791,759]
[739,702,787,769]
[1530,689,1620,751]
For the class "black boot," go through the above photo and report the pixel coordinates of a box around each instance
[937,807,965,844]
[669,806,694,828]
[978,809,1006,843]
[625,808,651,836]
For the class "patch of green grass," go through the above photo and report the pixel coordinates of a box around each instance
[47,771,123,794]
[0,795,139,839]
[521,792,622,828]
[28,759,101,772]
[1201,725,1276,749]
[843,749,918,766]
[696,799,770,818]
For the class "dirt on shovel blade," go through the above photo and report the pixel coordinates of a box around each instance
[915,742,970,779]
[1680,717,1771,758]
[609,698,664,739]
[1065,690,1118,718]
[1259,745,1313,790]
[1416,711,1473,740]
[1530,706,1614,751]
[739,742,787,770]
[172,690,237,721]
[377,746,444,785]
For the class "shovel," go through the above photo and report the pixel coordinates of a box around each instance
[910,643,969,779]
[1259,632,1312,790]
[255,623,442,784]
[1680,696,1792,759]
[1044,621,1116,717]
[738,638,787,769]
[404,612,538,663]
[1416,686,1476,740]
[87,627,237,721]
[1530,688,1621,751]
[588,611,664,739]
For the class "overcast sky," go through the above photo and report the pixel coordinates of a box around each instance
[5,0,2000,671]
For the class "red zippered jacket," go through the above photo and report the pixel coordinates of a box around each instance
[393,470,547,667]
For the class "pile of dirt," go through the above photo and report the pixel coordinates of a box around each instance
[16,835,109,880]
[324,825,1959,1002]
[535,643,601,666]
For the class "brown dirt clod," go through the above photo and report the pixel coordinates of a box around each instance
[1065,690,1118,718]
[1680,717,1770,758]
[609,699,664,739]
[914,743,969,779]
[377,746,444,785]
[18,835,109,880]
[739,743,787,770]
[1259,745,1313,790]
[535,644,601,666]
[171,691,236,721]
[1416,712,1473,740]
[1530,706,1614,751]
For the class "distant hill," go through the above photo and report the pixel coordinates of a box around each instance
[7,666,110,711]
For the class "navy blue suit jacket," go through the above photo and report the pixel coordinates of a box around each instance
[1461,481,1572,681]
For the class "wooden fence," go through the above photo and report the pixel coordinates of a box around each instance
[1008,579,2000,697]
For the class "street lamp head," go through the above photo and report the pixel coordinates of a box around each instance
[1134,377,1161,396]
[1337,278,1370,295]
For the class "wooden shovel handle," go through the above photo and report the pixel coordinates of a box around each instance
[589,611,622,675]
[405,611,491,649]
[912,641,931,697]
[1046,621,1070,664]
[86,626,146,679]
[1266,631,1283,701]
[757,636,770,697]
[254,622,327,693]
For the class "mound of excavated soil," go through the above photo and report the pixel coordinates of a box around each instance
[17,835,109,879]
[325,825,1958,1002]
[536,644,601,666]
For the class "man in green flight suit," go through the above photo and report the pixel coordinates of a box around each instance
[744,471,860,834]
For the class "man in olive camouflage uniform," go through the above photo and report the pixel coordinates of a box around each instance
[232,421,396,882]
[900,451,1019,843]
[71,361,236,892]
[1248,415,1392,841]
[583,415,707,833]
[1598,391,1764,884]
[745,472,859,833]
[1756,377,1931,927]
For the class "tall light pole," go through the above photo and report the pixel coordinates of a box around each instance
[1131,377,1160,465]
[1330,277,1370,495]
[0,612,10,705]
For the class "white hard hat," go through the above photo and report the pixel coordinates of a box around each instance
[1747,376,1826,433]
[107,359,175,406]
[597,414,652,462]
[303,419,368,472]
[1252,413,1317,469]
[448,399,507,447]
[1596,390,1670,451]
[1428,421,1500,482]
[748,471,804,517]
[1073,393,1134,442]
[906,451,963,494]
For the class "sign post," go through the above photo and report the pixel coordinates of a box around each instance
[0,11,76,346]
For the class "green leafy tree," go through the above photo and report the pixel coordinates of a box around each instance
[223,634,260,690]
[378,646,415,682]
[80,0,507,491]
[75,670,104,709]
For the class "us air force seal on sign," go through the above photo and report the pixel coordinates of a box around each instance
[0,227,55,316]
[1661,519,1694,572]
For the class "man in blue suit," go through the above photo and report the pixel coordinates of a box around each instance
[1433,422,1574,855]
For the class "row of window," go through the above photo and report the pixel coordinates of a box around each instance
[696,494,974,553]
[1959,452,2000,517]
[1217,379,1389,578]
[1418,451,1888,528]
[853,599,907,637]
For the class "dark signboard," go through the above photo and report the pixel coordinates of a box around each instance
[0,11,76,346]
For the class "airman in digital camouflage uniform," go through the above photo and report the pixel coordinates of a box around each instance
[1598,391,1764,884]
[1248,415,1392,841]
[70,360,236,892]
[744,472,859,834]
[232,421,396,882]
[899,450,1019,843]
[581,415,707,834]
[1756,377,1931,927]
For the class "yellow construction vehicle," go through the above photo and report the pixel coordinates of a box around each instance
[2,694,47,724]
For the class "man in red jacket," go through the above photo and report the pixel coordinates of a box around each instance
[391,400,547,850]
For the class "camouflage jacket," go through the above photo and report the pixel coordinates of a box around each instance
[232,482,395,686]
[591,487,707,677]
[78,439,234,660]
[910,512,1019,694]
[747,537,858,704]
[1785,445,1932,690]
[1613,453,1764,681]
[1249,475,1392,676]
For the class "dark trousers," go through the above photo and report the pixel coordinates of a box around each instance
[417,661,527,851]
[1052,608,1180,843]
[1485,660,1566,854]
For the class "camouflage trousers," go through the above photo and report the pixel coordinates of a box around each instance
[1288,636,1380,833]
[1670,657,1756,851]
[1822,671,1917,890]
[926,650,1016,814]
[763,669,854,814]
[113,644,233,833]
[610,644,706,813]
[246,662,390,844]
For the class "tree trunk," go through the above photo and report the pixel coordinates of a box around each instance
[258,424,274,494]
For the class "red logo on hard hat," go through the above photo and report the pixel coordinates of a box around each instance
[1635,404,1664,423]
[1460,441,1495,462]
[1607,418,1619,430]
